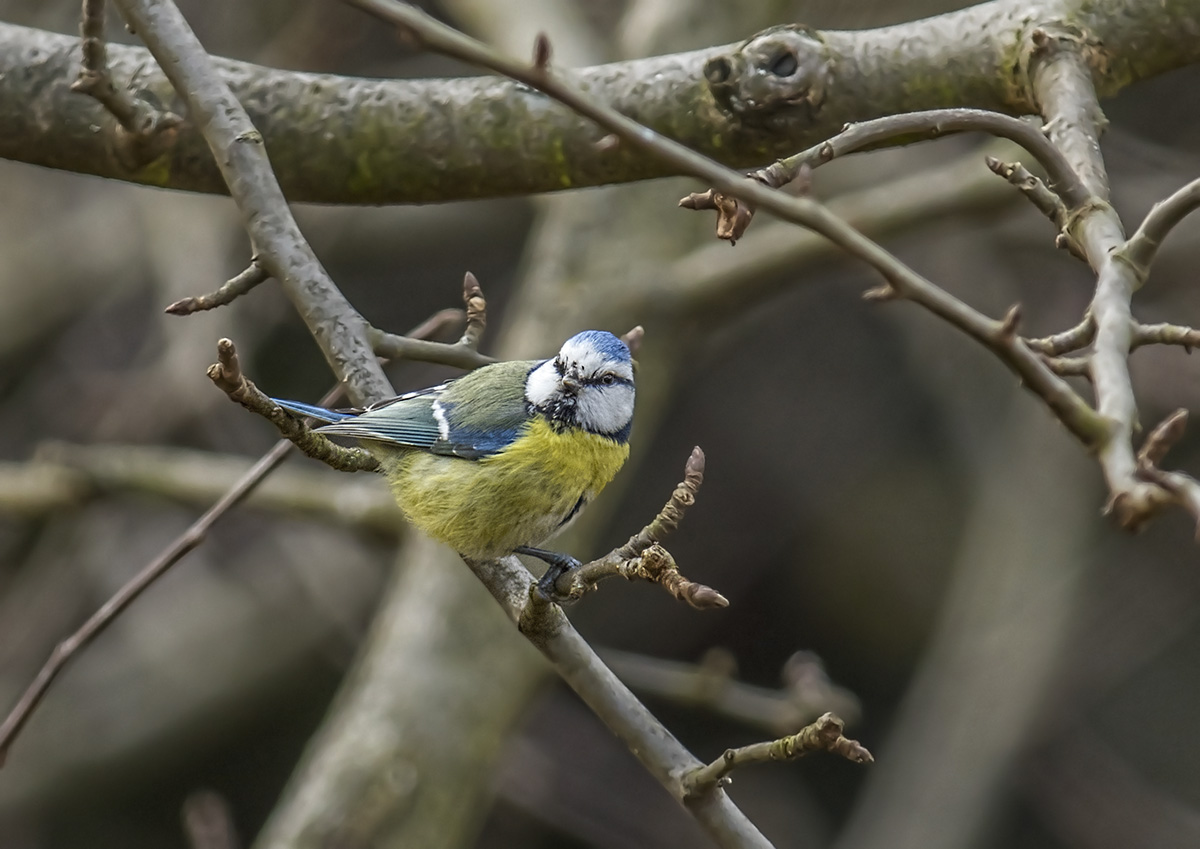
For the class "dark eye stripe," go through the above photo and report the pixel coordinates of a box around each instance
[581,375,633,388]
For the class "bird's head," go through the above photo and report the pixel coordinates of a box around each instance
[525,330,635,441]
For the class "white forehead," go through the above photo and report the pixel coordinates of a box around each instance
[559,335,634,380]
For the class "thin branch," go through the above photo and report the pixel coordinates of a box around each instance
[761,109,1089,208]
[985,156,1074,240]
[543,447,726,608]
[0,423,298,766]
[208,339,379,473]
[111,0,391,405]
[1116,176,1200,283]
[1030,33,1173,528]
[340,0,1107,455]
[1025,315,1095,355]
[1,443,400,533]
[0,302,457,764]
[1132,321,1200,351]
[165,260,270,315]
[370,271,495,369]
[651,141,1020,318]
[69,0,183,168]
[683,108,1088,244]
[682,712,873,798]
[601,647,862,736]
[1135,410,1200,539]
[464,554,776,849]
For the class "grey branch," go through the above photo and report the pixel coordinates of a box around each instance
[2,0,1200,201]
[682,713,873,798]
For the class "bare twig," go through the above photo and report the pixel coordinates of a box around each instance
[683,108,1088,244]
[464,554,776,849]
[761,109,1089,208]
[0,304,457,764]
[1030,32,1174,529]
[682,712,873,798]
[0,425,298,766]
[601,647,862,735]
[1132,321,1200,351]
[541,447,727,608]
[111,0,391,405]
[1026,315,1094,355]
[70,0,183,167]
[1117,176,1200,284]
[369,272,495,369]
[340,0,1107,457]
[165,260,270,315]
[985,156,1074,242]
[207,339,379,473]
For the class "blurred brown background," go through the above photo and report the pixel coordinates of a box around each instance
[3,1,1200,847]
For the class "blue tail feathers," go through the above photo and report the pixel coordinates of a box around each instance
[271,398,356,423]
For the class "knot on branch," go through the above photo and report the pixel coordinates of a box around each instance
[704,25,830,130]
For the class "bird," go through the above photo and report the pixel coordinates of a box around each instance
[272,330,635,599]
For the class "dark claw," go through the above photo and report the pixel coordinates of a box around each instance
[515,546,583,603]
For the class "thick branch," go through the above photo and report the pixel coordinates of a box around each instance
[344,0,1107,454]
[2,0,1199,201]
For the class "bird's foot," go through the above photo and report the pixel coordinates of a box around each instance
[515,546,583,604]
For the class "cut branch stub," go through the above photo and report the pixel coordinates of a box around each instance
[704,24,830,131]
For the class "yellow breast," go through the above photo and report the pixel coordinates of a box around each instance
[379,417,629,559]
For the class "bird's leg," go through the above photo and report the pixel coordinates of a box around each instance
[515,546,583,602]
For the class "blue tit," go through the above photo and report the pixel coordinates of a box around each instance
[272,330,635,596]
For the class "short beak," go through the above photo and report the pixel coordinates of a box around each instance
[561,373,582,393]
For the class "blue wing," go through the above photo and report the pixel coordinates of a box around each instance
[272,372,529,460]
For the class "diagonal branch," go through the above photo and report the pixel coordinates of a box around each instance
[340,0,1106,455]
[110,0,391,405]
[1029,32,1173,528]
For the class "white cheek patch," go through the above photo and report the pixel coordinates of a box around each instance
[524,360,560,407]
[576,384,635,435]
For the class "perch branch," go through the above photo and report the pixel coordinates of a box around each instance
[464,554,776,849]
[542,447,726,609]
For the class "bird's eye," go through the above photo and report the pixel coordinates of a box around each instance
[601,373,616,385]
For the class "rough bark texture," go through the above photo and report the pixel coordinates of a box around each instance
[1,0,1198,203]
